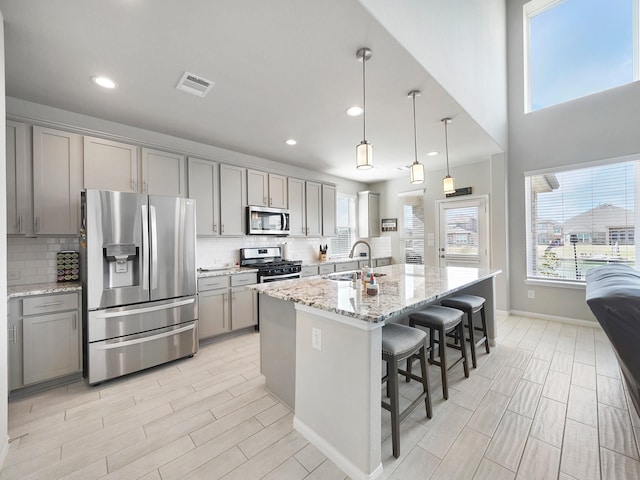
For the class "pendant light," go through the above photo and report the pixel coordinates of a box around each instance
[441,117,455,194]
[356,47,373,169]
[408,90,425,184]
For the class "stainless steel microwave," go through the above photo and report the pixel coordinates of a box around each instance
[247,206,290,235]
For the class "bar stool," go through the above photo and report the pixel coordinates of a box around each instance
[441,294,490,368]
[408,305,469,399]
[381,322,432,458]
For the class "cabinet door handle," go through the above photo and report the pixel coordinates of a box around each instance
[72,313,77,330]
[263,196,267,205]
[35,216,39,233]
[18,215,22,233]
[131,179,135,190]
[270,197,273,206]
[37,301,63,308]
[221,224,224,234]
[143,181,148,193]
[213,224,217,233]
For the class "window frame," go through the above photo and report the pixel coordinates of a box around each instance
[524,154,639,286]
[330,192,356,258]
[523,0,640,113]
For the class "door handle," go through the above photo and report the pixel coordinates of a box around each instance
[150,205,158,290]
[141,205,149,291]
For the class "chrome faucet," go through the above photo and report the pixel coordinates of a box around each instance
[349,240,372,268]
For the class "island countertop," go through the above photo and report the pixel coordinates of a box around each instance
[250,263,501,323]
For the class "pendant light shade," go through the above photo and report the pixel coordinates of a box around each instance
[441,117,456,194]
[408,90,424,185]
[356,141,373,169]
[356,47,373,170]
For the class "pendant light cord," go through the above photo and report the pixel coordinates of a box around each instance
[412,92,418,163]
[444,119,450,176]
[362,51,367,142]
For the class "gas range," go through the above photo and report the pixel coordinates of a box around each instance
[240,247,302,282]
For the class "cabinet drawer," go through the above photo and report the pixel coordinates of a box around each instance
[300,265,318,278]
[231,272,258,286]
[334,261,359,272]
[375,258,392,267]
[198,276,229,291]
[318,264,334,275]
[23,293,78,316]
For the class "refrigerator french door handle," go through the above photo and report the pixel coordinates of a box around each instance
[94,323,196,350]
[141,204,149,291]
[92,297,195,319]
[150,205,159,290]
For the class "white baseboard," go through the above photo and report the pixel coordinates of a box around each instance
[293,416,383,480]
[0,435,10,471]
[508,309,602,329]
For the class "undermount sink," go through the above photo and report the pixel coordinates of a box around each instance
[324,271,387,282]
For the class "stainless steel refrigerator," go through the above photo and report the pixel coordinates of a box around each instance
[81,189,198,384]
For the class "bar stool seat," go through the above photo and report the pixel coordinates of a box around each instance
[408,305,469,399]
[381,322,432,458]
[441,294,490,368]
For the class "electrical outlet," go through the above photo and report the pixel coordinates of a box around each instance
[528,290,535,299]
[312,327,322,351]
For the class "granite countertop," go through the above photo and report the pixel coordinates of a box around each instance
[197,266,259,278]
[8,282,82,299]
[250,263,501,323]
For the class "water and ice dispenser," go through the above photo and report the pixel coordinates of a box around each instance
[104,243,139,288]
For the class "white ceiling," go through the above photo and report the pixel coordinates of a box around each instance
[0,0,503,183]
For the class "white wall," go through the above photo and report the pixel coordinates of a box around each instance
[359,0,508,149]
[507,0,640,321]
[1,9,9,468]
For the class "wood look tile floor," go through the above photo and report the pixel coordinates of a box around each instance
[2,313,640,480]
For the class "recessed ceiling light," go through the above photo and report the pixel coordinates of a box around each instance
[427,151,439,156]
[346,106,363,117]
[285,139,297,146]
[91,75,117,89]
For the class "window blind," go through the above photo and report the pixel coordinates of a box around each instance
[330,194,355,256]
[525,159,638,282]
[401,194,425,264]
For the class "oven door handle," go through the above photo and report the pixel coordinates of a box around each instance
[261,271,301,282]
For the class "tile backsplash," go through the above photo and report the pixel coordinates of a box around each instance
[7,235,392,286]
[7,237,80,286]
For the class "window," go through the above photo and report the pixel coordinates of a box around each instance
[525,158,638,282]
[524,0,638,112]
[400,191,425,264]
[330,193,356,256]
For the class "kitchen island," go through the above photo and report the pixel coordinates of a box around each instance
[252,264,501,480]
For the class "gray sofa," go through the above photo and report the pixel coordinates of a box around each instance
[585,264,640,416]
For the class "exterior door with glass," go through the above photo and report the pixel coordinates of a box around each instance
[438,195,490,269]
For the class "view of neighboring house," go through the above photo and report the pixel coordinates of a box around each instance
[563,203,635,246]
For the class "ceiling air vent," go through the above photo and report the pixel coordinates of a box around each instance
[176,71,214,97]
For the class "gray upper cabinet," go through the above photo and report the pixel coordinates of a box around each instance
[247,170,287,209]
[6,121,30,235]
[358,191,380,238]
[84,136,139,192]
[141,148,187,196]
[322,184,337,237]
[188,157,220,236]
[268,174,287,209]
[247,169,269,206]
[305,181,322,237]
[32,126,83,235]
[220,164,247,236]
[287,177,306,236]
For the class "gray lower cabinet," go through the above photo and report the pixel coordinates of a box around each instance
[8,292,82,391]
[318,264,334,275]
[334,261,359,272]
[300,265,319,278]
[198,272,257,340]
